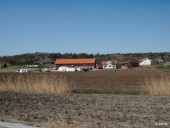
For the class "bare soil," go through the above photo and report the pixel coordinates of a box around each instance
[0,92,170,128]
[67,69,169,94]
[0,69,170,127]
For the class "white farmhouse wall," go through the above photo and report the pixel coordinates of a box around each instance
[103,64,116,69]
[139,58,151,66]
[103,61,116,69]
[58,66,76,72]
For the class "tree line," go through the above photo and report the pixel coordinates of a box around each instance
[0,52,170,66]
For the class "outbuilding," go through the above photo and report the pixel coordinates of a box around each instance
[139,58,152,66]
[55,58,96,70]
[121,61,133,69]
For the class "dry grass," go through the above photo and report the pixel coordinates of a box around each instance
[0,74,72,94]
[1,69,170,95]
[141,75,170,96]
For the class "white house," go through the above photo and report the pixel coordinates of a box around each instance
[139,58,152,66]
[102,60,117,69]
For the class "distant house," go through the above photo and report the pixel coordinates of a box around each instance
[121,61,133,69]
[55,58,96,70]
[25,64,39,68]
[0,62,7,68]
[25,62,43,68]
[102,60,117,69]
[139,58,152,66]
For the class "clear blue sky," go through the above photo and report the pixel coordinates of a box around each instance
[0,0,170,56]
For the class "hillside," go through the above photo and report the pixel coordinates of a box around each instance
[0,52,170,66]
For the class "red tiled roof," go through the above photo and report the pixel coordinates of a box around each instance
[102,60,117,65]
[102,61,107,65]
[55,58,96,65]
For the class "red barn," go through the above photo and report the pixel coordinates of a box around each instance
[55,58,96,70]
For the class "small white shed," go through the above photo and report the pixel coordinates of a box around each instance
[139,58,152,66]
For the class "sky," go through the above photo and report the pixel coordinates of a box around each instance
[0,0,170,56]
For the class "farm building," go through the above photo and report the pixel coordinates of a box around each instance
[139,58,152,66]
[102,60,117,69]
[0,62,7,68]
[120,61,133,69]
[55,58,96,70]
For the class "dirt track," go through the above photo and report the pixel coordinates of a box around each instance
[0,93,170,128]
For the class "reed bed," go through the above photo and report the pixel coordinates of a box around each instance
[141,75,170,96]
[0,73,72,94]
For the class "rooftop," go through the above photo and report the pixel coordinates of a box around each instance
[55,58,96,65]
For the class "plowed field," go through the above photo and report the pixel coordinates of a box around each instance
[0,69,170,128]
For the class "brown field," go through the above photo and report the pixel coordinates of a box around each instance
[0,68,170,95]
[65,69,165,94]
[0,69,170,128]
